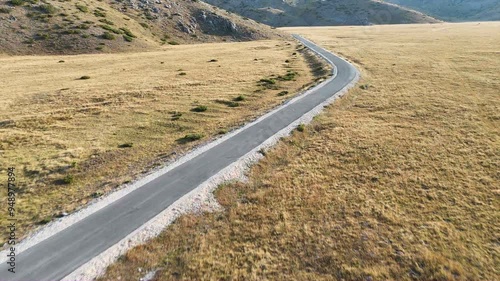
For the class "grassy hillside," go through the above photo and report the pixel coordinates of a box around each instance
[202,0,440,27]
[100,22,499,281]
[385,0,500,22]
[0,39,330,245]
[0,0,283,55]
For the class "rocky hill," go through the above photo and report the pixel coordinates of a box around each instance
[201,0,440,27]
[0,0,282,55]
[385,0,500,22]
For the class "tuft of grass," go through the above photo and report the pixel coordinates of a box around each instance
[208,59,218,62]
[100,25,121,34]
[39,3,57,14]
[102,31,115,40]
[191,105,207,112]
[277,90,289,96]
[360,84,370,90]
[178,72,187,76]
[9,0,25,6]
[98,18,114,25]
[62,174,74,185]
[171,112,182,120]
[233,95,245,102]
[120,27,136,38]
[118,143,133,148]
[94,9,106,17]
[123,34,134,42]
[168,41,179,45]
[75,4,88,13]
[296,123,305,132]
[79,75,91,80]
[177,133,204,143]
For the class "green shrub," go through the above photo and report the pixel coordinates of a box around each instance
[277,71,297,81]
[259,78,276,85]
[296,124,305,132]
[234,95,245,102]
[75,4,88,13]
[191,105,207,112]
[98,18,114,25]
[178,133,204,143]
[100,24,121,34]
[38,217,52,225]
[139,22,149,28]
[94,9,106,17]
[102,31,115,40]
[62,174,74,184]
[123,34,133,42]
[39,3,57,14]
[171,112,182,120]
[118,143,133,148]
[120,27,136,38]
[9,0,25,6]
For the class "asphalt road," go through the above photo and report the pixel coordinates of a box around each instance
[0,35,358,281]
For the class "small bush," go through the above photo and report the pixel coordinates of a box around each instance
[79,75,90,80]
[278,91,289,96]
[297,124,305,132]
[123,34,133,42]
[178,133,204,143]
[168,41,179,45]
[171,112,182,120]
[360,84,370,90]
[38,217,52,225]
[178,72,187,76]
[58,60,65,63]
[102,31,115,40]
[75,4,88,13]
[120,27,136,38]
[91,191,103,198]
[9,0,25,6]
[278,71,297,81]
[191,105,207,112]
[259,78,276,85]
[208,59,218,62]
[98,18,114,25]
[62,174,74,184]
[139,22,149,28]
[234,95,245,102]
[39,3,57,14]
[94,9,106,17]
[100,24,121,34]
[118,143,133,148]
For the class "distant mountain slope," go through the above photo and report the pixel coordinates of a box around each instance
[202,0,440,27]
[0,0,282,55]
[384,0,500,22]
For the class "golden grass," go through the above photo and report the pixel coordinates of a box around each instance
[99,22,499,281]
[0,40,329,244]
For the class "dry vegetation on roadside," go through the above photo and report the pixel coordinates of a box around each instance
[100,22,499,281]
[0,40,330,244]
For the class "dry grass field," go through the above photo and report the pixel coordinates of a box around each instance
[0,40,329,244]
[100,22,499,281]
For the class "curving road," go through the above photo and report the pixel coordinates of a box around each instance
[0,35,358,281]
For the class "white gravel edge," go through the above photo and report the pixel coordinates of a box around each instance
[1,39,360,281]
